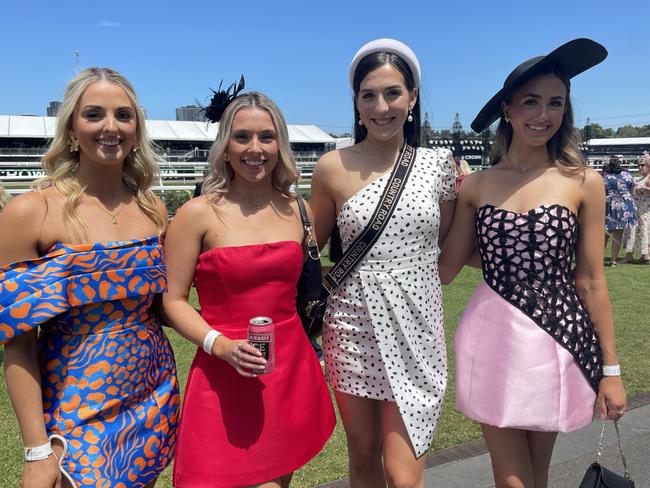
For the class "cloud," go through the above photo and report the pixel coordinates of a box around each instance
[98,20,120,28]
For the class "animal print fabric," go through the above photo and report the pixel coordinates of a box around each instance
[0,237,179,487]
[323,147,457,457]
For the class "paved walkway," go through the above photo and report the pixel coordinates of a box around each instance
[318,393,650,488]
[424,401,649,487]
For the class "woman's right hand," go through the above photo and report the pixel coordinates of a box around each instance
[22,456,62,488]
[213,337,267,378]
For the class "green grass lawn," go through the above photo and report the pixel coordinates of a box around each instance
[1,263,648,487]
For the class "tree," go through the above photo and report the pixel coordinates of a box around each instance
[616,125,639,138]
[637,125,650,137]
[588,123,614,138]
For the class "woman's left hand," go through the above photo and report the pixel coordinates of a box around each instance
[597,376,627,420]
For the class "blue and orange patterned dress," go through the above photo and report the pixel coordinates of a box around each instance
[0,236,179,487]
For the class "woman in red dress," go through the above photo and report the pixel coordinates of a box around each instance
[163,90,335,487]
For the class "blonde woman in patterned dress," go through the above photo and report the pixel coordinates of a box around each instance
[0,68,178,488]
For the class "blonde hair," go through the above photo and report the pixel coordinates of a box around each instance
[458,159,472,176]
[202,92,299,205]
[35,67,163,240]
[490,69,586,173]
[0,182,8,210]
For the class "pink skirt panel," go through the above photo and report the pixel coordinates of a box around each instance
[455,281,595,432]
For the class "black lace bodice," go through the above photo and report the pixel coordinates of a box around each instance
[476,204,602,391]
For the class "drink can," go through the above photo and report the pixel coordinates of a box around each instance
[247,316,275,374]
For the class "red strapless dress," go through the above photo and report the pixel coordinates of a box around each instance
[173,241,336,487]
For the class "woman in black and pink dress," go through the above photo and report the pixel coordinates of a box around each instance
[439,39,627,488]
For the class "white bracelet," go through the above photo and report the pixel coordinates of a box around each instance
[602,364,621,376]
[24,440,53,461]
[202,329,222,356]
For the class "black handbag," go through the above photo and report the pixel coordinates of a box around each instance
[295,144,417,339]
[579,419,635,488]
[295,195,328,339]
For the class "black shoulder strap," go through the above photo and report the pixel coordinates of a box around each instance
[325,144,416,292]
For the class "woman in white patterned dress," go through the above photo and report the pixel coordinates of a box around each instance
[622,152,650,263]
[311,39,457,488]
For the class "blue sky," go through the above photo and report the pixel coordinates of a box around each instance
[2,0,649,134]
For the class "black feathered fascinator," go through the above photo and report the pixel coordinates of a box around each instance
[202,75,246,123]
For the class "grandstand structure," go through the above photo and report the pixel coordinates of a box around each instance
[3,114,647,197]
[584,137,650,169]
[0,115,335,195]
[427,136,649,171]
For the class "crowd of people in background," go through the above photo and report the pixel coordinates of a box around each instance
[621,152,650,264]
[0,37,639,488]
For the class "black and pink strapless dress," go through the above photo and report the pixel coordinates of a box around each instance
[455,205,602,432]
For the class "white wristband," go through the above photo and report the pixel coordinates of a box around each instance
[24,441,53,461]
[602,364,621,376]
[202,329,222,356]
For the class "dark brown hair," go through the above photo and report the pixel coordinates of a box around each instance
[352,52,421,146]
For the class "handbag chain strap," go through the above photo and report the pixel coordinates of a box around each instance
[324,143,416,292]
[296,193,321,260]
[595,418,631,479]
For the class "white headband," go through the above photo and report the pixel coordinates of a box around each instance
[349,38,421,89]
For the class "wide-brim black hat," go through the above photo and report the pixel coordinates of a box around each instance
[470,38,607,133]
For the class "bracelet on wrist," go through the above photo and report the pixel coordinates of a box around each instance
[24,440,53,461]
[202,329,222,356]
[602,364,621,376]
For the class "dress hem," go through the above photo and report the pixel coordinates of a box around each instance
[174,420,335,488]
[456,406,594,433]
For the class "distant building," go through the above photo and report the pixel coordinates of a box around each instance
[175,105,206,122]
[46,101,62,117]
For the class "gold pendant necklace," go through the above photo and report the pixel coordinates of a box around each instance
[91,198,126,225]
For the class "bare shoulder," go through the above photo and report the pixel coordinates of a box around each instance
[463,168,486,185]
[461,167,498,209]
[0,191,48,226]
[0,191,50,263]
[313,148,344,177]
[576,168,606,209]
[174,195,214,222]
[459,167,485,192]
[312,149,349,196]
[581,167,606,189]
